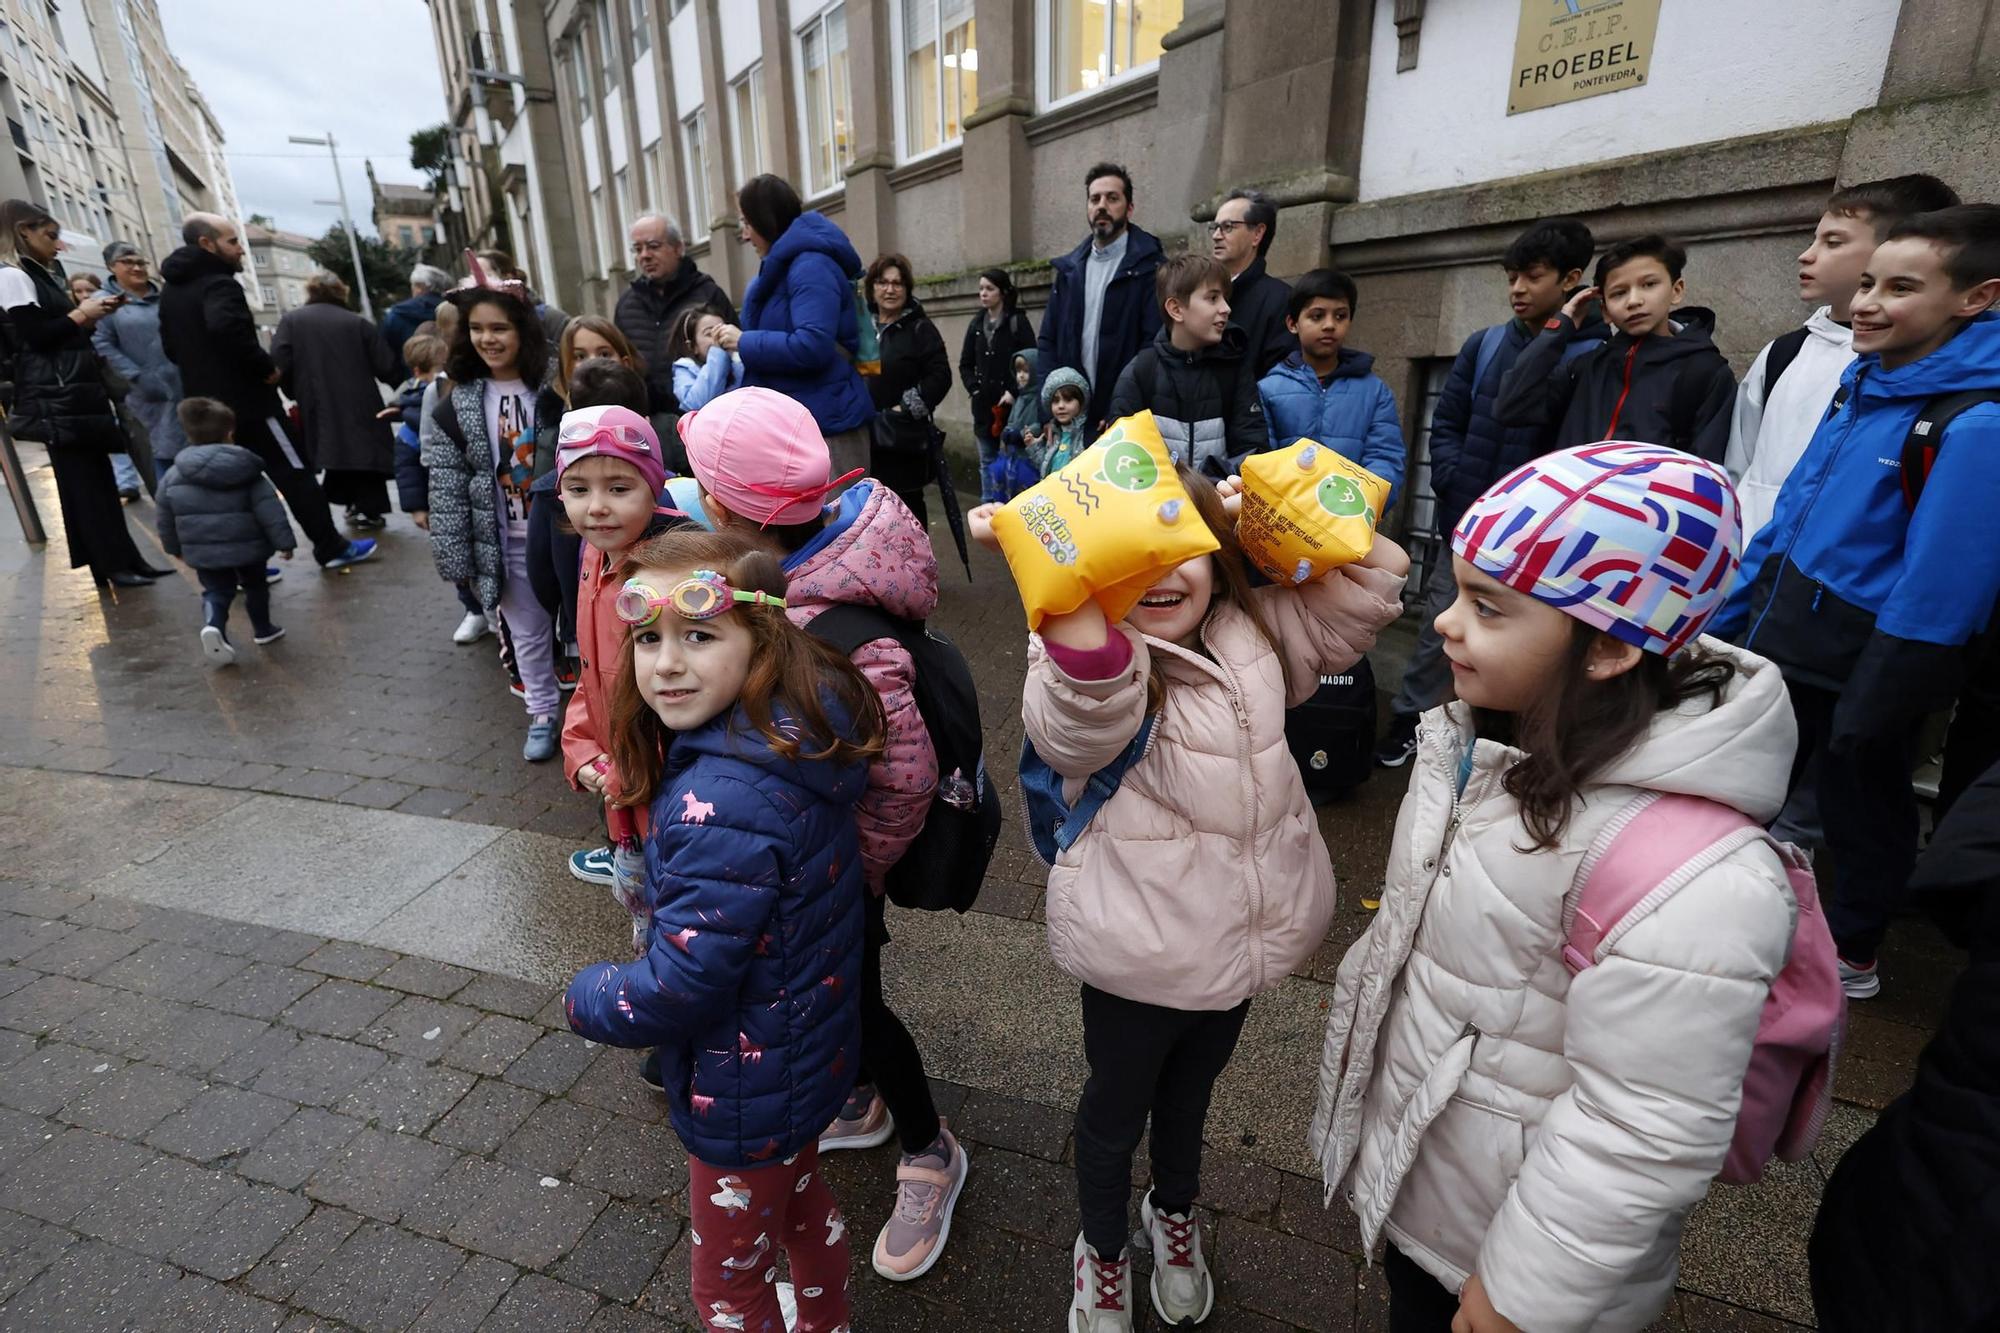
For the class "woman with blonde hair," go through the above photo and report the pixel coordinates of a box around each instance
[271,270,399,528]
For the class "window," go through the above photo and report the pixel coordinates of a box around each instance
[1043,0,1182,105]
[596,0,620,90]
[588,185,607,274]
[567,40,591,105]
[629,0,649,56]
[398,224,415,247]
[797,5,851,197]
[898,0,975,158]
[730,64,767,185]
[680,107,711,228]
[614,166,632,237]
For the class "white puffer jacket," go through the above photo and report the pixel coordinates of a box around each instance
[1309,639,1798,1332]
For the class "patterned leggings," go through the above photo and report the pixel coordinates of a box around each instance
[686,1143,851,1332]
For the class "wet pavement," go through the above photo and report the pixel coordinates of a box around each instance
[0,443,1965,1330]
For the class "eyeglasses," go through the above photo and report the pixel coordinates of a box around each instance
[874,277,907,289]
[1206,220,1248,237]
[615,572,785,626]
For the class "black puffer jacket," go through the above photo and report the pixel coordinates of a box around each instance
[958,306,1036,430]
[1104,323,1265,477]
[613,258,736,413]
[156,444,295,568]
[158,244,281,420]
[2,259,125,452]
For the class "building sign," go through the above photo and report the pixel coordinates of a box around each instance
[1508,0,1661,115]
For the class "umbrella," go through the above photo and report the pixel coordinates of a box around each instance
[927,422,973,581]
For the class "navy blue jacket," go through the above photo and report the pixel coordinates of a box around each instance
[1427,315,1609,527]
[565,705,869,1169]
[391,379,430,514]
[1036,224,1165,430]
[738,212,873,435]
[1257,349,1408,507]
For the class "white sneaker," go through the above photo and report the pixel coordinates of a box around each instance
[1141,1191,1215,1325]
[453,611,490,645]
[1838,956,1881,1000]
[1069,1232,1134,1332]
[199,626,236,667]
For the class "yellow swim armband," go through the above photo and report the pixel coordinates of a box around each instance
[1237,441,1390,585]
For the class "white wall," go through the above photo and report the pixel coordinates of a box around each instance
[634,49,661,147]
[1356,0,1899,202]
[720,0,762,80]
[669,5,702,120]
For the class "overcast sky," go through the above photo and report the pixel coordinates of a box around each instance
[159,0,446,239]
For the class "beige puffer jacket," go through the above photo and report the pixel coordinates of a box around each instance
[1308,638,1799,1332]
[1022,563,1405,1011]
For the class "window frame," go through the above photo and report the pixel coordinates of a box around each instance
[793,3,852,201]
[890,0,976,164]
[729,62,768,187]
[680,106,712,232]
[1035,0,1178,112]
[629,0,649,57]
[596,0,620,91]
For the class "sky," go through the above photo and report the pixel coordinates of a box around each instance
[159,0,447,240]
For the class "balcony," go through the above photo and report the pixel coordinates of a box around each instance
[8,118,27,154]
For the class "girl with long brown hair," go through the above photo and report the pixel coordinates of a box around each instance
[564,527,882,1333]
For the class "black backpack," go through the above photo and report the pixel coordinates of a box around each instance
[807,605,1002,913]
[1284,657,1377,802]
[1825,385,2000,509]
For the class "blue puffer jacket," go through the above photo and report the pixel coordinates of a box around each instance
[1257,349,1408,506]
[738,212,873,435]
[564,703,869,1169]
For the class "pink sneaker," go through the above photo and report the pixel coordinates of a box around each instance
[871,1127,968,1281]
[818,1085,895,1152]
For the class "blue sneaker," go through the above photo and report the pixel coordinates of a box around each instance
[523,714,558,763]
[265,566,283,584]
[569,846,616,886]
[324,539,377,570]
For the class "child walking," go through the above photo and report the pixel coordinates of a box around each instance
[971,466,1408,1331]
[154,397,294,667]
[1312,442,1800,1332]
[668,305,744,412]
[564,528,884,1333]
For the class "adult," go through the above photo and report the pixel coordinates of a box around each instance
[1036,162,1164,434]
[379,263,453,383]
[1211,188,1292,377]
[475,250,569,348]
[65,268,148,500]
[0,200,160,587]
[717,174,873,479]
[272,271,399,528]
[614,214,736,422]
[159,213,374,569]
[94,242,186,486]
[864,253,951,527]
[957,267,1035,502]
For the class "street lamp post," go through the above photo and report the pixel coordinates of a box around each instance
[288,131,374,321]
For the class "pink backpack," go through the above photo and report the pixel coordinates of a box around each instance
[1564,792,1845,1185]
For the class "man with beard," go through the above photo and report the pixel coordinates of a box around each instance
[1035,163,1163,435]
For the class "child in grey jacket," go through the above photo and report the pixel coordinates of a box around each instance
[155,397,295,667]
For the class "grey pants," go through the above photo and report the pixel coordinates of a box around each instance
[1388,551,1460,722]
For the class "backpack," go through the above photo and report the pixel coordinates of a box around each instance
[806,605,1000,913]
[844,278,881,377]
[1283,657,1376,801]
[1470,321,1599,397]
[1759,325,1812,402]
[1563,791,1845,1185]
[1825,385,2000,509]
[1019,715,1159,865]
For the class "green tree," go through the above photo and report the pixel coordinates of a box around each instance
[410,124,451,193]
[309,224,415,317]
[246,211,274,229]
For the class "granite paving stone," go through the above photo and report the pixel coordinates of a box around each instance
[167,1182,314,1280]
[94,939,252,1001]
[49,990,180,1060]
[453,974,557,1021]
[55,1061,203,1138]
[0,1207,74,1303]
[1215,1218,1358,1332]
[359,994,481,1059]
[14,924,142,978]
[495,1100,612,1178]
[293,1221,468,1333]
[236,1109,369,1191]
[252,1034,390,1107]
[374,956,477,1000]
[70,1153,245,1259]
[549,1201,681,1302]
[0,1029,32,1072]
[210,963,325,1020]
[334,1056,476,1135]
[242,1204,364,1302]
[445,1165,608,1269]
[299,941,397,983]
[428,1079,545,1155]
[279,978,401,1039]
[0,1107,54,1176]
[0,1042,123,1116]
[441,1013,543,1077]
[163,1274,292,1332]
[405,1253,520,1333]
[401,1156,513,1241]
[0,1235,182,1331]
[0,1127,157,1225]
[566,1118,686,1203]
[502,1030,599,1095]
[146,1005,276,1075]
[305,1127,463,1224]
[478,1271,602,1332]
[0,917,75,965]
[0,975,115,1036]
[562,1047,668,1124]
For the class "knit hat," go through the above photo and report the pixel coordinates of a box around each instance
[554,405,668,496]
[1451,440,1743,657]
[1040,365,1090,411]
[678,386,864,527]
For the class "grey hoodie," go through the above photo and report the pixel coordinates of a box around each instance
[156,444,295,569]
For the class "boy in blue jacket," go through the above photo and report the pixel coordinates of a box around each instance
[1712,204,2000,1000]
[1257,270,1407,500]
[1373,219,1603,766]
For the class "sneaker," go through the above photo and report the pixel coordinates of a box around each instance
[199,625,236,667]
[507,679,527,701]
[1838,956,1881,1000]
[556,658,580,692]
[1140,1190,1215,1326]
[324,538,377,570]
[872,1128,969,1282]
[252,625,286,646]
[265,566,283,584]
[118,487,140,503]
[523,715,558,763]
[453,612,490,645]
[570,846,617,886]
[1373,714,1420,768]
[819,1086,895,1152]
[350,513,386,530]
[1069,1233,1134,1332]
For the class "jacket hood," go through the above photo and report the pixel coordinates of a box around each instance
[1802,305,1851,347]
[782,479,939,622]
[171,443,266,488]
[631,256,716,307]
[1011,347,1040,376]
[668,701,870,806]
[1848,309,2000,401]
[1275,346,1376,382]
[875,297,929,327]
[764,211,863,282]
[1607,306,1722,365]
[1055,223,1165,278]
[159,244,239,285]
[111,281,161,304]
[1149,320,1248,367]
[1040,363,1090,409]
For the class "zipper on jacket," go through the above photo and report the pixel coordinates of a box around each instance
[1600,341,1640,440]
[1746,366,1864,649]
[1202,621,1265,992]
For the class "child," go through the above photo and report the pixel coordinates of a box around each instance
[1105,252,1265,477]
[1312,441,1797,1333]
[154,397,295,667]
[999,348,1041,450]
[1375,219,1603,768]
[1031,366,1092,478]
[1257,269,1408,501]
[1712,203,2000,1000]
[384,331,489,646]
[988,350,1049,498]
[556,315,645,402]
[682,387,964,1283]
[1726,174,1959,541]
[668,304,743,413]
[1495,234,1737,461]
[554,402,690,943]
[969,466,1409,1331]
[564,527,885,1333]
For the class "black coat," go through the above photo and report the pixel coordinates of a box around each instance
[1,258,125,452]
[272,302,397,473]
[1227,257,1294,380]
[958,306,1036,429]
[158,244,281,421]
[868,301,951,500]
[1810,760,2000,1333]
[613,258,736,414]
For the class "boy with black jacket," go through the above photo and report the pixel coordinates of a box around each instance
[1105,252,1264,476]
[1494,234,1737,461]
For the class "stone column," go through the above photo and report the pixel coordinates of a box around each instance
[691,0,756,297]
[836,0,894,261]
[958,0,1033,266]
[758,0,801,185]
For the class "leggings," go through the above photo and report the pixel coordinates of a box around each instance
[857,896,941,1154]
[687,1144,850,1332]
[497,534,560,718]
[1384,1243,1461,1332]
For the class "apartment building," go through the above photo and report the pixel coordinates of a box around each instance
[245,222,317,333]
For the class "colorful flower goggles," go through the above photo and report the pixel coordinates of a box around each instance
[614,571,785,626]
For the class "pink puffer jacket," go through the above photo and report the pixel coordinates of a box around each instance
[784,480,939,891]
[1023,563,1406,1011]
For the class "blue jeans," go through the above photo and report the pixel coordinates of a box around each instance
[196,564,275,638]
[110,451,142,493]
[974,427,1001,502]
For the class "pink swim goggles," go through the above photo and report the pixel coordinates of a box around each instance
[614,571,785,626]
